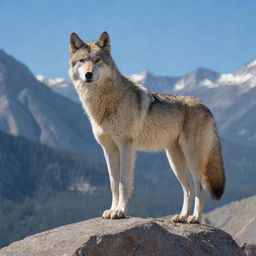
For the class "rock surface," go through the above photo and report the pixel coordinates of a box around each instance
[0,217,246,256]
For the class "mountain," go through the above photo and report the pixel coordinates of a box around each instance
[204,194,256,245]
[0,50,100,158]
[128,70,180,92]
[0,129,108,247]
[40,59,256,145]
[178,62,256,145]
[36,75,79,102]
[0,130,106,202]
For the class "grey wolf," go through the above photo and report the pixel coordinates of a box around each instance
[68,31,225,223]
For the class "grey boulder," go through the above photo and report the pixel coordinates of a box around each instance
[0,217,246,256]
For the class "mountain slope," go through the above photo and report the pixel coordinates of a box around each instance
[0,129,108,247]
[0,130,106,202]
[204,194,256,245]
[219,87,256,143]
[0,50,100,158]
[36,75,79,102]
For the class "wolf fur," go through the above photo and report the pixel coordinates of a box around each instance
[68,32,225,223]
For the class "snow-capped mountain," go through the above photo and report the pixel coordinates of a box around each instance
[38,58,256,145]
[173,68,220,91]
[128,70,180,92]
[129,61,256,92]
[36,75,79,102]
[197,60,256,92]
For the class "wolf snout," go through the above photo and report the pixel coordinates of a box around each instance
[85,72,93,81]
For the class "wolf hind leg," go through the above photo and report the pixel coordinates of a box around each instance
[187,181,204,224]
[166,142,193,223]
[182,142,206,224]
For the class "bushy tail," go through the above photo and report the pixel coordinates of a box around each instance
[204,134,225,200]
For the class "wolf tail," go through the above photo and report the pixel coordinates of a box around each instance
[203,126,225,200]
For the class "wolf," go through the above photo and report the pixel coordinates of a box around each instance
[68,31,225,223]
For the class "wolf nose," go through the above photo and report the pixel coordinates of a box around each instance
[85,72,93,80]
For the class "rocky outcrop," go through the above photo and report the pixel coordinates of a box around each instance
[0,217,247,256]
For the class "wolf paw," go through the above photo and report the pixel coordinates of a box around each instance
[102,209,114,219]
[187,215,200,224]
[171,214,188,223]
[110,209,125,219]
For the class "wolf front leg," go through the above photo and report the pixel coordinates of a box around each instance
[99,137,120,219]
[110,142,136,219]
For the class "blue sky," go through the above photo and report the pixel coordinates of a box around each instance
[1,0,256,79]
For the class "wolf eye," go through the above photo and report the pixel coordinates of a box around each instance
[95,57,101,63]
[79,59,85,63]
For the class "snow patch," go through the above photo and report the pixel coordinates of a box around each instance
[173,80,185,91]
[218,73,254,86]
[200,79,218,88]
[247,59,256,68]
[129,70,148,82]
[36,75,69,88]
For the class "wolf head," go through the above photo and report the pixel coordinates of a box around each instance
[69,32,116,84]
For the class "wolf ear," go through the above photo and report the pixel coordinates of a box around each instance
[95,31,110,54]
[69,33,86,55]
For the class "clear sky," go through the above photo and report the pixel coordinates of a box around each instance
[1,0,256,79]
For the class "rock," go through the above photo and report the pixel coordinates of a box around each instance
[0,217,245,256]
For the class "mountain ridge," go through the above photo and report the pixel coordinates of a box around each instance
[0,50,101,159]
